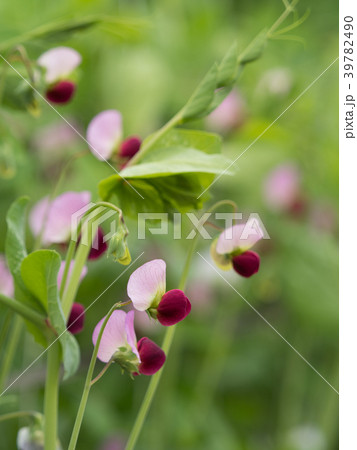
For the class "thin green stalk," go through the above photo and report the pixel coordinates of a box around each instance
[44,342,61,450]
[0,316,23,392]
[68,302,130,450]
[0,293,46,329]
[125,237,198,450]
[0,410,40,423]
[126,114,182,166]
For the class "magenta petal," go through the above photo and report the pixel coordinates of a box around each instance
[67,303,85,334]
[138,337,166,375]
[88,227,108,260]
[232,251,260,278]
[86,110,122,161]
[157,289,191,326]
[46,80,76,104]
[119,136,141,159]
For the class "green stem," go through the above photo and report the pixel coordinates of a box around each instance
[68,301,131,450]
[0,410,40,423]
[44,342,61,450]
[125,237,198,450]
[126,114,182,167]
[0,293,46,329]
[0,316,23,392]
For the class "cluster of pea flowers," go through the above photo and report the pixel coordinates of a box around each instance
[210,218,264,277]
[93,260,191,376]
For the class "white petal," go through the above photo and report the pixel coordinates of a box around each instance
[127,259,166,311]
[38,47,81,84]
[92,310,128,363]
[86,110,122,161]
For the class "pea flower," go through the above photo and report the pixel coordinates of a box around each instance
[88,227,108,260]
[86,110,141,164]
[38,47,81,104]
[211,219,263,277]
[206,89,246,133]
[0,254,14,297]
[263,163,303,213]
[86,110,123,161]
[127,259,191,326]
[92,310,165,376]
[30,191,91,245]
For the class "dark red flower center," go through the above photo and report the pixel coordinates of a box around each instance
[137,337,166,375]
[156,289,191,326]
[232,251,260,278]
[67,302,85,334]
[46,80,76,104]
[88,227,108,260]
[119,136,141,159]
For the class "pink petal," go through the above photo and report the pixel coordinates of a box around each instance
[263,164,300,211]
[125,310,140,360]
[216,219,264,255]
[92,310,128,363]
[45,191,91,244]
[38,47,81,84]
[57,260,88,290]
[0,255,14,297]
[29,197,51,242]
[127,259,166,311]
[86,110,123,161]
[206,90,245,132]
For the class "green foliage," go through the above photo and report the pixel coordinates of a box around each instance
[21,250,80,379]
[99,129,232,217]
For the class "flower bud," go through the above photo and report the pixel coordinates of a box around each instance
[107,218,131,265]
[156,289,191,326]
[137,337,166,375]
[120,136,141,159]
[232,251,260,278]
[67,302,85,334]
[46,80,76,104]
[89,227,108,260]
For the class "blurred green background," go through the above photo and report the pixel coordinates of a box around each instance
[0,0,338,449]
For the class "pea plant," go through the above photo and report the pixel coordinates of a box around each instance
[0,3,301,449]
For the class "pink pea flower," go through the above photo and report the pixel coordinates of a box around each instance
[38,47,81,104]
[92,310,165,376]
[127,259,191,326]
[263,164,302,212]
[29,191,91,245]
[206,89,246,133]
[86,110,123,161]
[67,302,85,335]
[0,255,14,297]
[211,218,264,277]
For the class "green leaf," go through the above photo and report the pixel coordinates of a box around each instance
[144,129,222,155]
[120,147,232,178]
[5,198,47,346]
[180,65,218,121]
[238,30,268,65]
[21,250,80,379]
